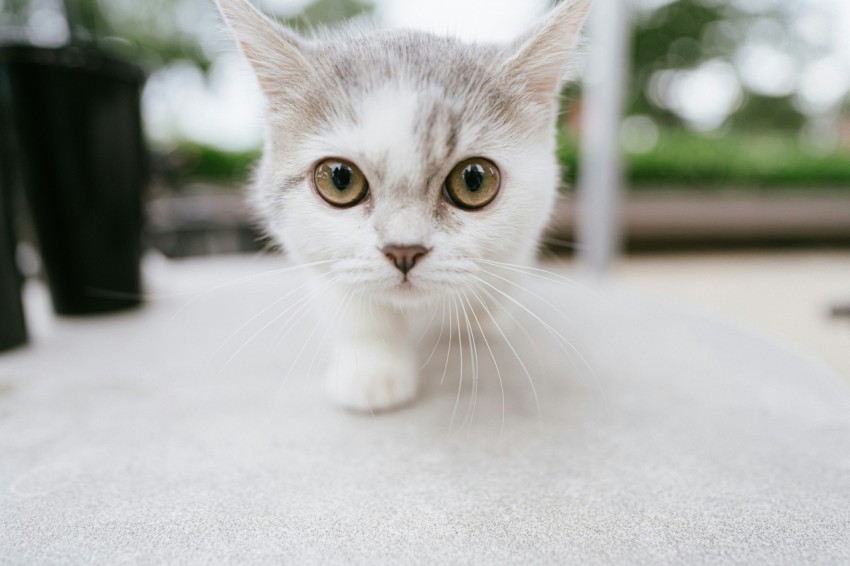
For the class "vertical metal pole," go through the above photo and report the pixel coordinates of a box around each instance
[577,0,631,276]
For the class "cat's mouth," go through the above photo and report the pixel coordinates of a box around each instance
[386,275,432,303]
[331,258,463,304]
[393,277,418,292]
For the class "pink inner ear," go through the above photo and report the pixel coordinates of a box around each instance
[217,0,308,99]
[505,0,592,101]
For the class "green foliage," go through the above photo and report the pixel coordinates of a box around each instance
[733,94,807,133]
[4,0,373,70]
[282,0,374,31]
[62,0,108,40]
[1,0,31,26]
[557,130,850,189]
[175,143,261,184]
[93,0,210,70]
[629,0,808,132]
[630,0,727,124]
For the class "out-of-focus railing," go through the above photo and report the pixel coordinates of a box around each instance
[577,0,631,277]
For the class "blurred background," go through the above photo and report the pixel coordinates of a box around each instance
[3,0,849,253]
[1,0,848,373]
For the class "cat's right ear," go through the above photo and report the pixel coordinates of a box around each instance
[215,0,308,100]
[502,0,592,106]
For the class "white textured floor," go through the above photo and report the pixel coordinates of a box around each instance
[611,251,850,381]
[1,254,849,564]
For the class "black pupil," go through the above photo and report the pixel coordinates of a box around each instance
[332,165,352,191]
[463,165,485,192]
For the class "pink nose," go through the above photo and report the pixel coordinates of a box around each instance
[382,245,429,275]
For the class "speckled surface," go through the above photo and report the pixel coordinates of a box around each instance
[1,256,848,565]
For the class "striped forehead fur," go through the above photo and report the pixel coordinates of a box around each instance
[218,0,589,133]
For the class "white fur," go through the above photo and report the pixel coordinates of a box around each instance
[323,295,418,411]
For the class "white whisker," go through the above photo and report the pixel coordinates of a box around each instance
[416,302,441,345]
[211,272,327,365]
[440,296,454,387]
[475,269,598,374]
[306,288,356,381]
[214,273,343,379]
[469,257,602,299]
[268,276,336,346]
[449,296,464,432]
[468,280,543,428]
[475,284,544,380]
[540,236,583,250]
[171,258,342,322]
[283,286,355,388]
[471,274,608,409]
[458,291,479,432]
[464,289,506,443]
[419,301,447,371]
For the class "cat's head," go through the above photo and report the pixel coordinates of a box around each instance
[218,0,590,307]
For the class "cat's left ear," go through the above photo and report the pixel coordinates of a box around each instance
[215,0,309,101]
[503,0,592,105]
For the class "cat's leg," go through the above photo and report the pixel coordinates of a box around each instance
[323,294,417,412]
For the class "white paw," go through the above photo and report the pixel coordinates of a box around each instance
[324,344,419,413]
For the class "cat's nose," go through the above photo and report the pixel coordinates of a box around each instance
[382,244,430,275]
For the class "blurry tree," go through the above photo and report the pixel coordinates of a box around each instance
[282,0,374,31]
[92,0,211,70]
[0,0,207,66]
[733,94,806,132]
[98,0,374,70]
[628,0,833,133]
[1,0,372,70]
[1,0,28,26]
[62,0,108,39]
[629,0,725,124]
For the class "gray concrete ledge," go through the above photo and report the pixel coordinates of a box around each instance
[550,190,850,250]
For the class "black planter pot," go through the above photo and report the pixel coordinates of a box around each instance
[0,132,27,352]
[0,45,147,315]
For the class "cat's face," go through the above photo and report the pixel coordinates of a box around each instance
[218,0,590,307]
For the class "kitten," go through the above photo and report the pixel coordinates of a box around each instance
[216,0,591,412]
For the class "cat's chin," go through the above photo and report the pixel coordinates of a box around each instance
[378,280,443,310]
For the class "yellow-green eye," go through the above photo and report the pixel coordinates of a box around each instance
[444,158,501,210]
[314,158,369,208]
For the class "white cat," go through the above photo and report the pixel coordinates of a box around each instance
[216,0,591,412]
